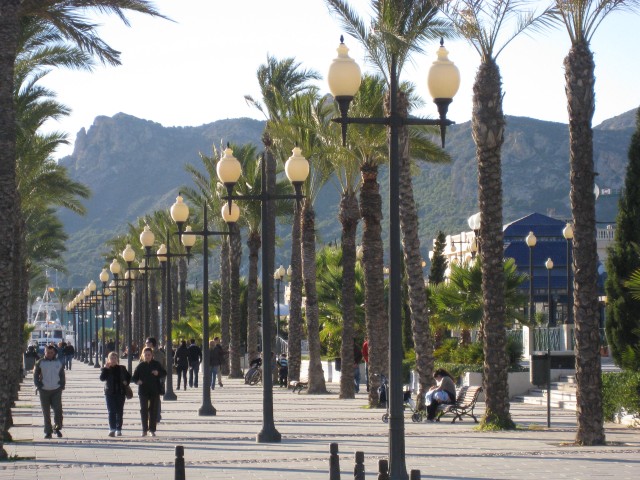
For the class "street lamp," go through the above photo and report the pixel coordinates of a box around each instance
[122,243,136,373]
[545,258,554,327]
[467,212,481,257]
[526,231,537,324]
[99,268,110,366]
[328,36,459,478]
[109,258,122,354]
[169,195,231,415]
[562,223,574,324]
[140,225,156,341]
[83,285,92,365]
[218,145,309,443]
[274,265,286,354]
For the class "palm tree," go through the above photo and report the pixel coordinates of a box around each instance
[551,0,640,445]
[246,56,320,384]
[326,0,454,407]
[442,0,553,429]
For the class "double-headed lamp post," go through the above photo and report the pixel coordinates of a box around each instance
[122,243,136,373]
[217,145,309,443]
[169,195,234,416]
[327,36,459,479]
[99,268,110,366]
[526,232,537,324]
[109,259,122,354]
[562,223,574,324]
[545,258,554,327]
[274,265,286,353]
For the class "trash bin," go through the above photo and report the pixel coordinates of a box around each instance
[530,352,550,387]
[334,357,341,372]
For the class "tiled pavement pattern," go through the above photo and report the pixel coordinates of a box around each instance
[3,362,639,479]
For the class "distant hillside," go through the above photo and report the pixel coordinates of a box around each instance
[56,109,637,287]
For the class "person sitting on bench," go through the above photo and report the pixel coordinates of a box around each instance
[425,368,456,422]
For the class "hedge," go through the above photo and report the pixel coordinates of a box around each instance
[602,371,640,421]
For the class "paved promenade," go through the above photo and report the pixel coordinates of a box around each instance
[3,361,639,479]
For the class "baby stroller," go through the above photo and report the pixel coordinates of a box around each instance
[244,357,262,385]
[376,373,425,423]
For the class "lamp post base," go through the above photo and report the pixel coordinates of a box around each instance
[93,363,100,368]
[163,392,177,401]
[198,404,216,416]
[88,360,94,366]
[256,426,281,443]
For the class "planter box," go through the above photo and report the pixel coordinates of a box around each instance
[464,371,533,400]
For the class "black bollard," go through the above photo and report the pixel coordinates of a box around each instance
[330,443,341,480]
[354,451,365,480]
[377,459,389,480]
[175,445,185,480]
[410,470,421,480]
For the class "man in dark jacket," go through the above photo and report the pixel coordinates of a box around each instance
[187,338,202,388]
[34,345,65,438]
[209,337,225,389]
[174,340,189,390]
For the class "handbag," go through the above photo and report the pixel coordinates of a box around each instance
[125,384,133,400]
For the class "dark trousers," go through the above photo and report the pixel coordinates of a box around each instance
[65,354,73,370]
[279,367,288,387]
[139,394,159,433]
[176,366,187,389]
[39,388,63,434]
[189,361,200,387]
[105,393,126,431]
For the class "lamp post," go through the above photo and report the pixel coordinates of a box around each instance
[83,285,92,365]
[545,258,554,327]
[217,145,309,443]
[169,196,231,415]
[88,280,101,368]
[467,212,481,258]
[274,265,286,354]
[122,243,136,373]
[327,36,459,478]
[99,268,110,366]
[139,225,155,340]
[526,231,537,324]
[109,258,122,354]
[562,223,574,324]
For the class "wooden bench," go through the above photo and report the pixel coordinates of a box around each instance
[436,386,482,423]
[289,381,308,394]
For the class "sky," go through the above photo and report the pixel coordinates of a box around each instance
[40,1,640,159]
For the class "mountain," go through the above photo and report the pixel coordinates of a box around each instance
[56,109,637,287]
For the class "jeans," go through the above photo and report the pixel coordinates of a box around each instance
[65,354,73,370]
[189,361,200,387]
[176,366,187,389]
[105,393,126,431]
[210,366,221,389]
[39,387,63,434]
[354,364,361,393]
[139,394,159,433]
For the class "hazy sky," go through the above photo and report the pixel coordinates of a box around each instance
[40,1,640,159]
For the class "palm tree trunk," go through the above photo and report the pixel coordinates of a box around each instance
[339,191,359,399]
[473,59,513,429]
[360,163,387,407]
[287,205,303,383]
[301,200,327,393]
[565,42,605,445]
[0,0,20,458]
[179,257,187,317]
[229,222,243,377]
[247,232,261,363]
[220,238,230,375]
[393,91,433,404]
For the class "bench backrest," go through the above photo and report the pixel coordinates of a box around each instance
[455,386,482,407]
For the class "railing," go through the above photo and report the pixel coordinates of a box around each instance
[276,336,288,355]
[533,327,563,351]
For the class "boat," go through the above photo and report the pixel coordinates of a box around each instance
[28,286,74,353]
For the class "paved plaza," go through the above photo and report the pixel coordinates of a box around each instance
[2,362,640,479]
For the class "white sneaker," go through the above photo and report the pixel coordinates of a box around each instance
[148,431,156,437]
[116,430,122,437]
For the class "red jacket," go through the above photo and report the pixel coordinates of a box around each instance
[362,341,369,363]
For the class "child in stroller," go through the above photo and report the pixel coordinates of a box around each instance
[244,357,262,385]
[376,373,425,423]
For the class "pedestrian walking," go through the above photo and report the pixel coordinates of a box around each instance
[187,338,202,388]
[353,339,363,393]
[209,337,225,389]
[100,352,131,437]
[131,347,166,437]
[63,343,75,370]
[362,337,369,392]
[145,337,165,422]
[33,344,65,439]
[174,340,189,390]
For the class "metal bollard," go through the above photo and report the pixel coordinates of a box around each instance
[377,459,389,480]
[329,443,341,480]
[410,470,421,480]
[354,451,365,480]
[175,445,185,480]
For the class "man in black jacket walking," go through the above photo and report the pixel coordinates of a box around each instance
[187,339,202,388]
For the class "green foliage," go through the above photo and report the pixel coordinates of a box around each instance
[434,336,524,372]
[428,231,447,284]
[478,411,516,431]
[606,107,640,371]
[601,371,640,421]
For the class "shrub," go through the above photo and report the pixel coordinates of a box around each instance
[601,371,640,421]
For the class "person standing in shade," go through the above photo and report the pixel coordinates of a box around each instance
[100,351,131,437]
[353,339,363,393]
[187,338,202,388]
[145,337,165,422]
[362,337,369,392]
[131,347,166,437]
[209,337,224,389]
[63,342,75,371]
[174,340,189,391]
[33,344,65,439]
[277,353,288,387]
